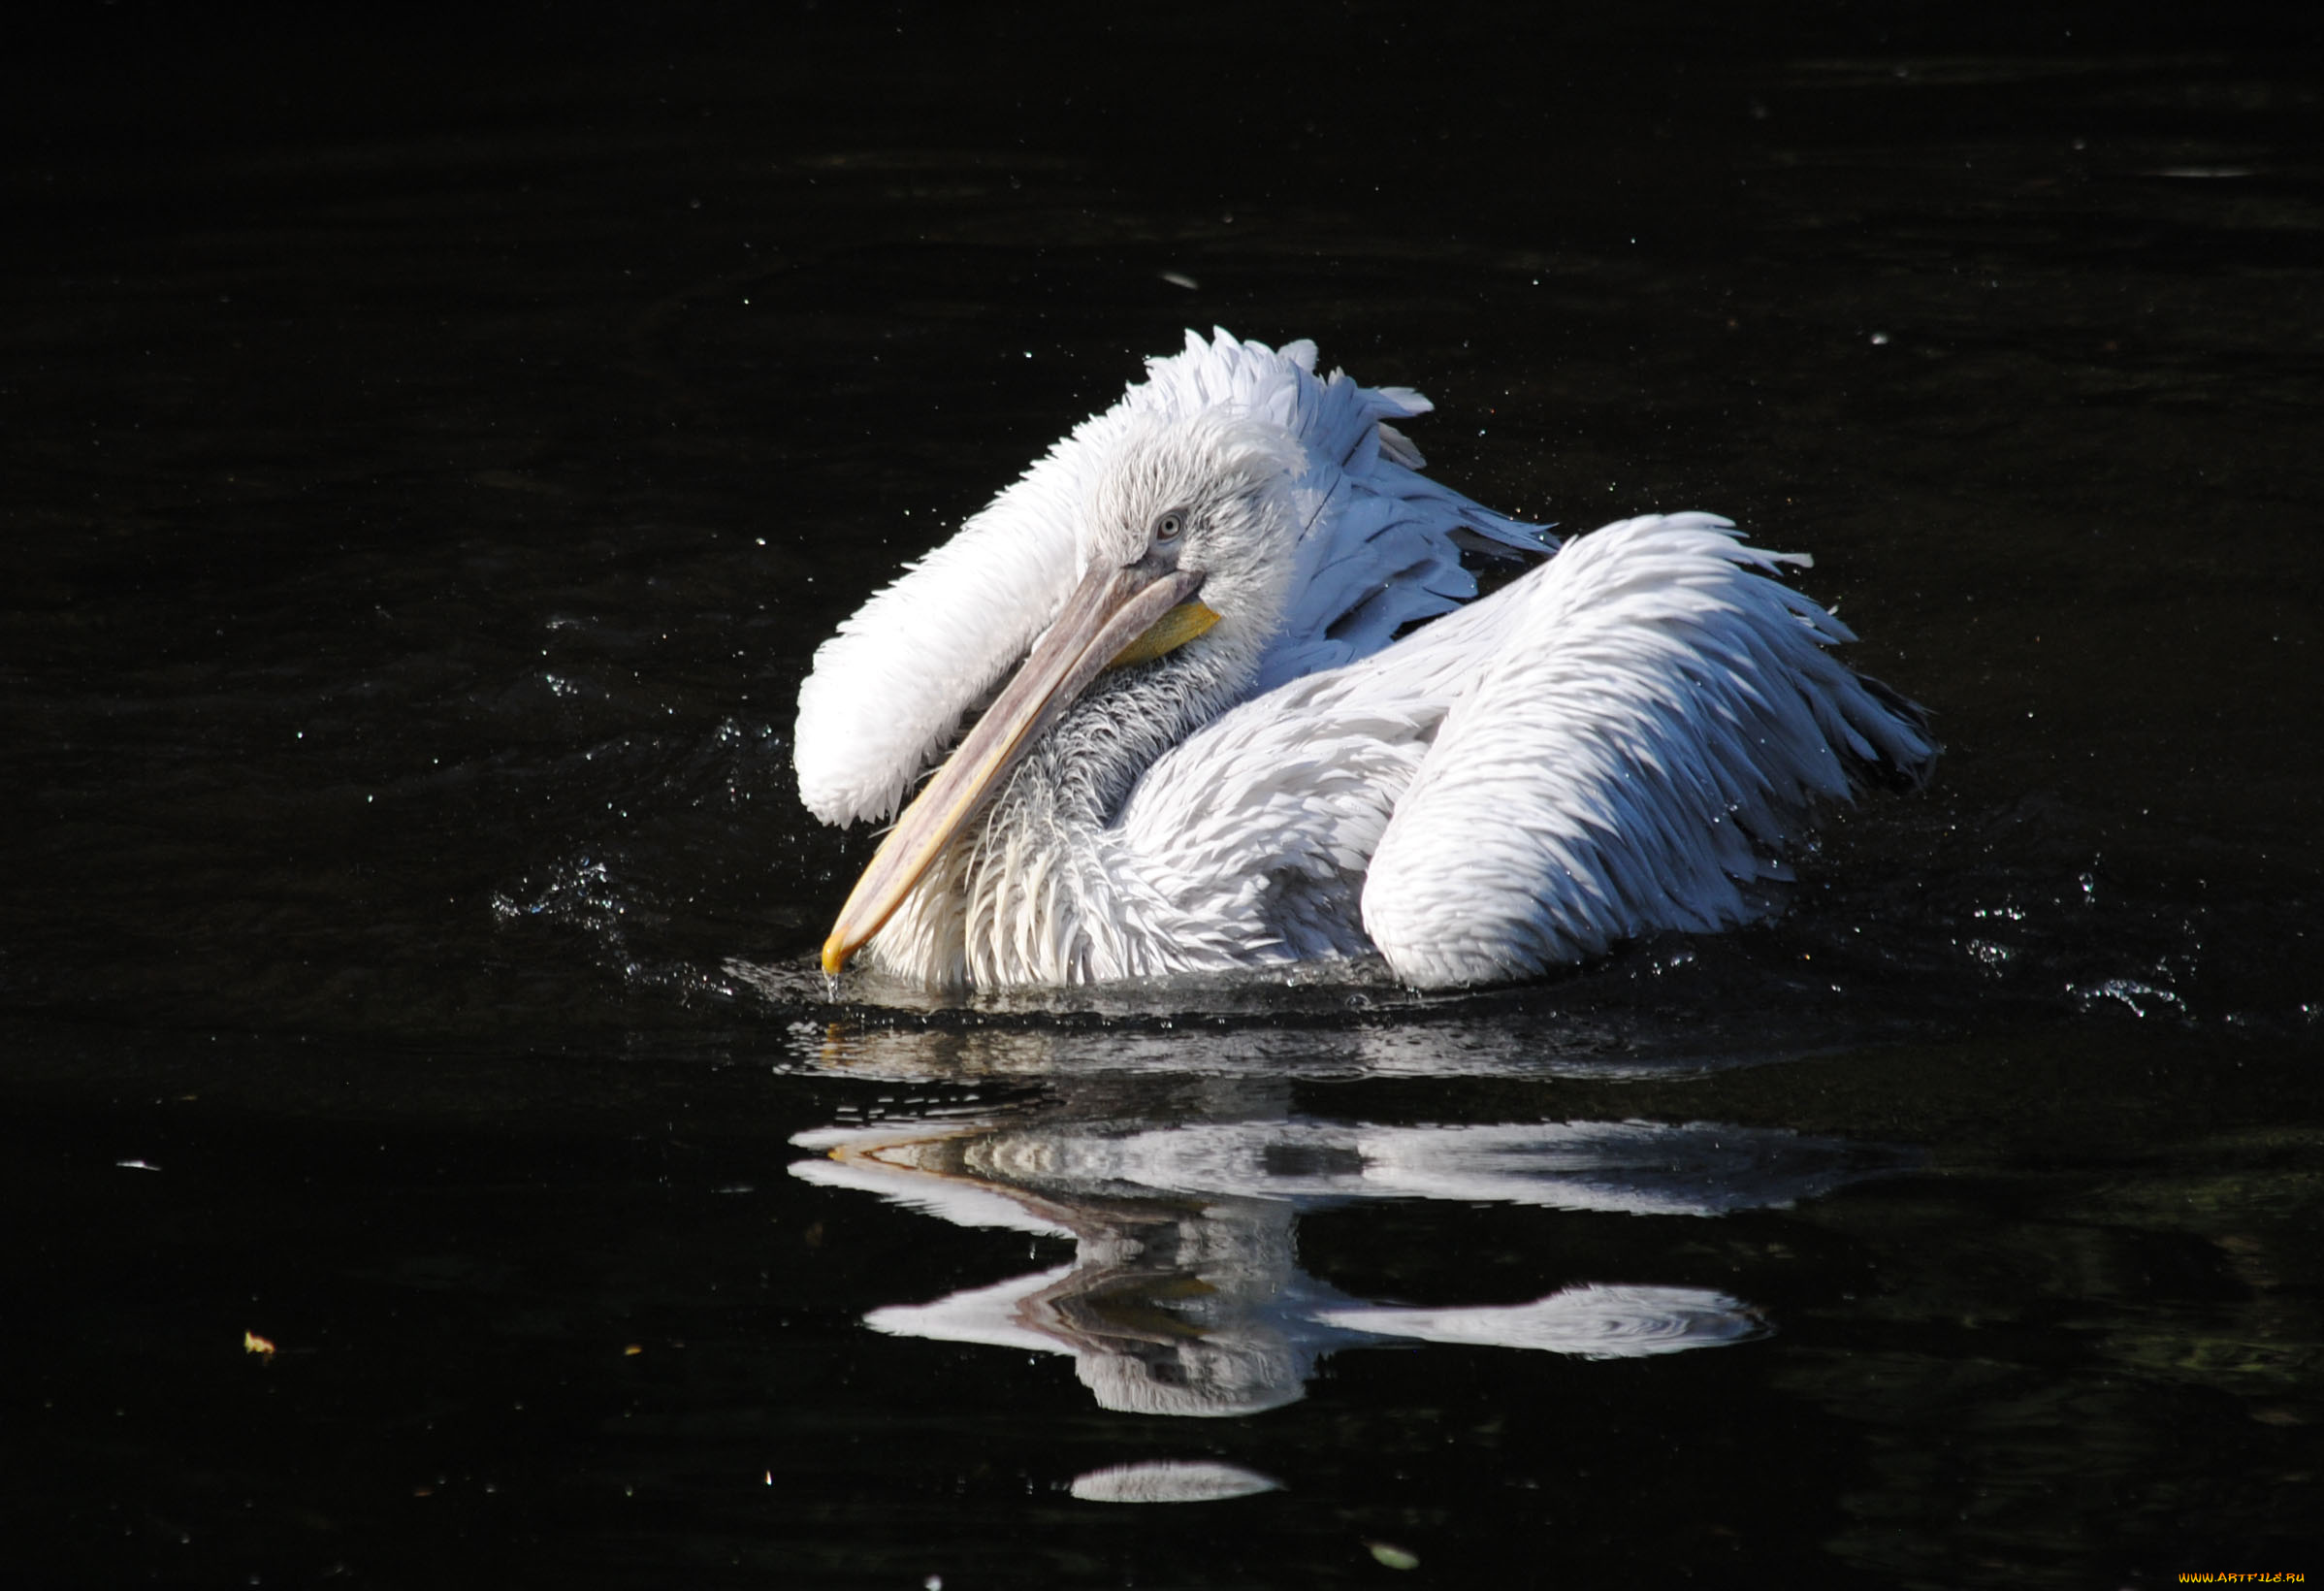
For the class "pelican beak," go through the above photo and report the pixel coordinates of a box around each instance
[821,554,1211,975]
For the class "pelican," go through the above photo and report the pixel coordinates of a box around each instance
[796,329,1933,990]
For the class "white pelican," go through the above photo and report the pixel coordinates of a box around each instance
[796,329,1933,990]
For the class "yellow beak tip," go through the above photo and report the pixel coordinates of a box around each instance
[821,936,852,977]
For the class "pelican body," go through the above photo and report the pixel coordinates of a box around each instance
[795,330,1932,990]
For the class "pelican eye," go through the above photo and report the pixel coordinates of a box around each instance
[1152,509,1186,545]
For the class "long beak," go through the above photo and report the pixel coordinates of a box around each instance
[821,555,1208,975]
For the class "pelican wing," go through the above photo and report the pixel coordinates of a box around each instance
[1119,514,1932,986]
[1115,675,1435,964]
[1360,514,1935,987]
[794,329,1548,826]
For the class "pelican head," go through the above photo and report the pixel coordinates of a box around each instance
[821,413,1300,975]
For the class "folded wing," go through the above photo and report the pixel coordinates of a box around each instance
[1360,513,1935,986]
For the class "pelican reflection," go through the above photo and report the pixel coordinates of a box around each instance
[792,1079,1905,1417]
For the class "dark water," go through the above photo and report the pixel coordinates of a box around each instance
[5,5,2320,1586]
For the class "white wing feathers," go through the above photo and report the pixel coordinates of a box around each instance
[1119,681,1438,963]
[1362,514,1933,986]
[793,329,1548,826]
[1122,513,1933,988]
